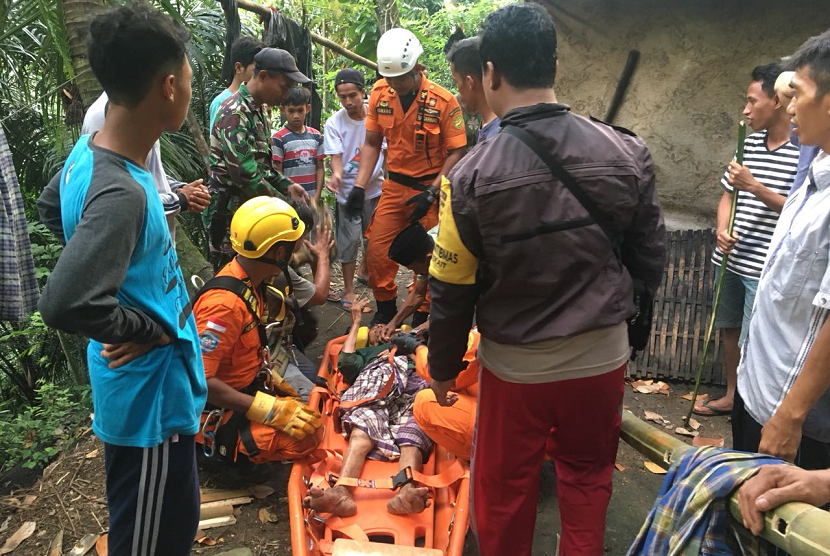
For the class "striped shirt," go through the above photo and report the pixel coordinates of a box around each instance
[739,152,830,442]
[711,131,799,279]
[271,126,324,192]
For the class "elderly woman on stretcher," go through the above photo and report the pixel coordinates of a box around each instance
[303,297,433,516]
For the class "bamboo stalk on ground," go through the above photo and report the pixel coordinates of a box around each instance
[684,121,746,425]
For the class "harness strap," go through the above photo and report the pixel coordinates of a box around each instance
[388,171,438,191]
[336,348,400,410]
[193,274,265,338]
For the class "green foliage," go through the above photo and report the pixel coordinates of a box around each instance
[0,382,91,472]
[28,221,62,284]
[401,0,511,92]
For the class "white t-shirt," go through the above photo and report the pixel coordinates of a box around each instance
[82,93,181,238]
[323,108,384,204]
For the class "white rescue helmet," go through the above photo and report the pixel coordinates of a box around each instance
[376,28,423,78]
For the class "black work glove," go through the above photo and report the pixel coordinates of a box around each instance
[391,333,425,356]
[345,186,365,218]
[405,187,437,223]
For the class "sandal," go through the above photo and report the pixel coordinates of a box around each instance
[692,400,732,417]
[327,289,342,303]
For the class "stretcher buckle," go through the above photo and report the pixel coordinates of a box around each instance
[391,466,414,490]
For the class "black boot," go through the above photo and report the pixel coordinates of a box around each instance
[369,299,397,326]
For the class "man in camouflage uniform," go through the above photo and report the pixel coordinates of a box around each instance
[206,47,311,270]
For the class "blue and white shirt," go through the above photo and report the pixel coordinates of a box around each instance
[39,136,207,447]
[738,151,830,442]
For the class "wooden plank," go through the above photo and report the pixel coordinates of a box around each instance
[678,232,700,380]
[201,497,253,509]
[200,504,234,521]
[198,516,237,530]
[669,231,687,372]
[199,489,251,504]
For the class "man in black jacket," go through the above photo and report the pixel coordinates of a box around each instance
[426,5,666,555]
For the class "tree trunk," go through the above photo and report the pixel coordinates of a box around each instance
[57,332,89,385]
[375,0,400,34]
[186,108,210,166]
[176,226,214,297]
[62,0,106,110]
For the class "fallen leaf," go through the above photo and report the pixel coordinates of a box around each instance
[656,382,671,395]
[53,427,64,437]
[643,410,664,423]
[675,427,699,437]
[688,418,701,431]
[0,517,10,534]
[67,533,100,556]
[2,498,20,508]
[614,463,626,472]
[21,496,36,507]
[47,529,63,556]
[95,533,107,556]
[250,485,275,500]
[644,462,667,475]
[635,386,654,394]
[693,436,725,448]
[0,521,36,555]
[258,507,278,524]
[681,392,709,402]
[196,536,216,547]
[85,449,99,459]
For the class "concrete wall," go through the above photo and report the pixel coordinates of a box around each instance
[534,0,830,223]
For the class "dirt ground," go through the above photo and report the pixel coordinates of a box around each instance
[0,264,732,556]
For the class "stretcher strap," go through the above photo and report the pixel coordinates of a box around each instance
[331,460,469,491]
[337,348,400,410]
[326,516,370,542]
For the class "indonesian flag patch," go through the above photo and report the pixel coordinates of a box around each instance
[206,318,227,334]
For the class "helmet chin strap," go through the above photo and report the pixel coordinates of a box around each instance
[258,241,296,295]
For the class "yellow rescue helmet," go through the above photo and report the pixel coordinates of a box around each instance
[230,196,305,259]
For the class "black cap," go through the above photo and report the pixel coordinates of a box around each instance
[334,68,364,89]
[254,48,311,84]
[389,223,434,267]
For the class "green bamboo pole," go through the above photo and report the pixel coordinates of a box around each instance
[621,411,830,555]
[684,121,747,425]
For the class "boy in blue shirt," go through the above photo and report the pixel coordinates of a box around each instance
[209,36,263,132]
[38,5,207,555]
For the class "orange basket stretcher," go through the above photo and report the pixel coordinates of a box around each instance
[288,336,472,556]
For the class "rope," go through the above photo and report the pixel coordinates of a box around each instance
[0,68,92,127]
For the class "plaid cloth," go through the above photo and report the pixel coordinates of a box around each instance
[340,352,433,461]
[0,126,39,321]
[627,447,785,556]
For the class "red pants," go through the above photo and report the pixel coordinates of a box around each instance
[472,365,625,556]
[365,179,438,303]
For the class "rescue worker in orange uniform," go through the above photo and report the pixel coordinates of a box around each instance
[194,197,322,474]
[413,330,480,460]
[346,28,468,326]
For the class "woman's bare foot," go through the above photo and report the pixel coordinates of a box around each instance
[387,483,431,515]
[303,485,357,517]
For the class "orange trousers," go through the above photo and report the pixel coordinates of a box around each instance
[413,386,477,460]
[366,179,438,303]
[197,411,321,464]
